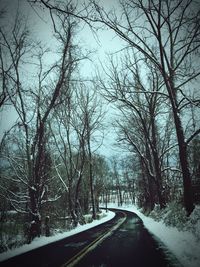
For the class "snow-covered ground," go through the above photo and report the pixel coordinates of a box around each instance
[0,210,115,262]
[106,203,200,267]
[1,205,200,267]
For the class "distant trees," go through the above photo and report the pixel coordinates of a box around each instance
[110,158,123,206]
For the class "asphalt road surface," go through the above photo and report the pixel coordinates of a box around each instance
[0,209,182,267]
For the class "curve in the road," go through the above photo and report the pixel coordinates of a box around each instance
[73,208,182,267]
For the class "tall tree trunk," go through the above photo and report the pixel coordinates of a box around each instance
[173,110,194,215]
[143,142,156,210]
[117,185,123,206]
[74,145,86,221]
[159,18,194,214]
[68,185,77,226]
[88,137,96,220]
[166,75,194,215]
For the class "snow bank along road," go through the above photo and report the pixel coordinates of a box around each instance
[0,209,182,267]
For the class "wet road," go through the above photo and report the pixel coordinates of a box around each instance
[0,209,181,267]
[73,209,181,267]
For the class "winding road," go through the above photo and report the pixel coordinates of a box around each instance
[1,209,181,267]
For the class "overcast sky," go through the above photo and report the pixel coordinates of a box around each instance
[0,0,127,158]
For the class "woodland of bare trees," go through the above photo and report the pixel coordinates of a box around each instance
[0,4,107,248]
[92,0,200,215]
[0,0,200,251]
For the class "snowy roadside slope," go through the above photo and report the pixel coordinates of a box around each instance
[0,210,115,262]
[107,203,200,267]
